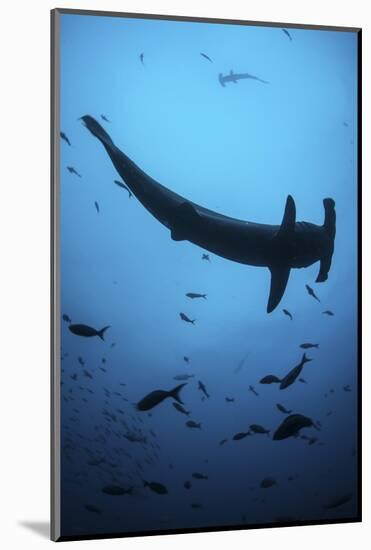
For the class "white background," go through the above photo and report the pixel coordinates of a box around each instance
[0,0,368,548]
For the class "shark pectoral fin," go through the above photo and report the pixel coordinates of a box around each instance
[170,202,202,241]
[267,265,291,313]
[277,195,296,237]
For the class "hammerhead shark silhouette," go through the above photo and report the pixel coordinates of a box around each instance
[81,115,336,313]
[219,70,269,86]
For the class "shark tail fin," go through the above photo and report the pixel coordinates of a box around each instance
[316,198,336,282]
[267,196,296,313]
[81,115,115,149]
[169,383,187,404]
[97,325,111,341]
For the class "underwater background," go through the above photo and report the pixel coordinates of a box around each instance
[58,12,359,538]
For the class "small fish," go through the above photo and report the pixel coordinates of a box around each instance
[260,477,277,489]
[139,52,144,65]
[183,356,190,363]
[219,438,228,446]
[102,485,133,496]
[300,343,319,349]
[276,403,292,414]
[186,292,207,300]
[62,314,71,323]
[67,166,81,177]
[186,420,201,429]
[184,480,192,489]
[101,114,111,123]
[198,380,210,398]
[305,284,320,302]
[192,472,208,480]
[180,312,195,324]
[94,201,100,214]
[114,180,132,198]
[323,310,334,316]
[69,323,110,340]
[233,431,250,441]
[172,402,190,416]
[173,374,194,381]
[137,383,187,411]
[260,375,281,385]
[325,493,352,509]
[280,353,312,390]
[282,28,292,41]
[273,413,316,440]
[200,52,213,63]
[248,385,259,397]
[225,397,235,403]
[84,504,102,514]
[234,353,248,374]
[202,253,210,261]
[343,385,351,392]
[250,424,270,435]
[77,356,84,366]
[298,378,307,384]
[70,373,77,381]
[60,131,71,146]
[143,480,168,495]
[283,309,293,320]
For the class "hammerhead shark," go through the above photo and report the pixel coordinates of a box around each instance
[81,115,336,313]
[219,70,269,86]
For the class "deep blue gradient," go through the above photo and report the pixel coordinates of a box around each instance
[59,13,358,538]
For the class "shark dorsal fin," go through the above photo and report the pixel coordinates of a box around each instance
[277,195,296,238]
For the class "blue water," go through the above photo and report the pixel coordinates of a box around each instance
[58,12,359,539]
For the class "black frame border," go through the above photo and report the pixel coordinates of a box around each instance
[51,8,362,542]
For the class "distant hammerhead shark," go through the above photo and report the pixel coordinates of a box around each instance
[81,115,336,313]
[219,70,269,86]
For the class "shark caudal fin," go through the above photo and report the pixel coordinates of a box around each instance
[267,196,296,313]
[316,198,336,283]
[80,115,115,149]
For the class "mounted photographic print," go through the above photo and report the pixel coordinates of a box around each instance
[51,9,361,542]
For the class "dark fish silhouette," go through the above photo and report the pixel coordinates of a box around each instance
[77,356,84,366]
[94,201,100,214]
[273,414,316,440]
[192,472,208,480]
[325,493,352,509]
[276,403,292,414]
[250,424,270,435]
[306,284,320,302]
[173,374,194,381]
[84,504,102,514]
[283,309,293,320]
[219,438,228,445]
[323,310,334,316]
[180,312,195,324]
[62,314,71,323]
[82,115,336,314]
[139,53,144,65]
[102,485,133,496]
[234,353,248,373]
[249,385,259,397]
[67,166,81,177]
[186,292,207,299]
[260,374,281,385]
[202,254,210,261]
[280,353,312,390]
[143,481,168,495]
[343,385,351,392]
[233,431,251,441]
[282,28,292,41]
[60,131,71,146]
[219,70,269,87]
[101,114,111,123]
[186,420,201,429]
[200,52,213,63]
[198,380,210,398]
[114,179,132,198]
[183,356,190,363]
[137,383,186,411]
[300,343,319,349]
[299,378,307,384]
[225,397,235,402]
[184,480,192,489]
[68,323,110,340]
[260,477,277,488]
[172,402,190,416]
